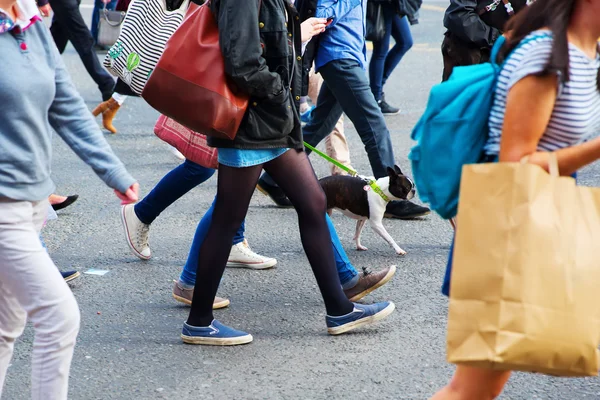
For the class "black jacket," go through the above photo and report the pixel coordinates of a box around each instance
[396,0,422,25]
[209,0,304,150]
[443,0,500,49]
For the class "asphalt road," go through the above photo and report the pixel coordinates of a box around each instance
[5,1,600,399]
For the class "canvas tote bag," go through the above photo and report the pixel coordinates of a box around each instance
[102,0,190,95]
[447,156,600,377]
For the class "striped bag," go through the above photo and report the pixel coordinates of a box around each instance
[102,0,190,95]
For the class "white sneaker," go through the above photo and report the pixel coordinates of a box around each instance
[226,240,277,270]
[120,204,151,260]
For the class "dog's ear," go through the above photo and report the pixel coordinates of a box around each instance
[387,167,397,180]
[394,165,403,175]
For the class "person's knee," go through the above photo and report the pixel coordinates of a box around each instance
[297,188,327,217]
[57,293,81,339]
[402,35,414,52]
[39,292,81,344]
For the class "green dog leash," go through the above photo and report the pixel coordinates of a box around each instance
[303,141,390,203]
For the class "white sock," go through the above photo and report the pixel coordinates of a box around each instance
[112,92,127,105]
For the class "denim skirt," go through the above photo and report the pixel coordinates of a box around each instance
[218,148,289,168]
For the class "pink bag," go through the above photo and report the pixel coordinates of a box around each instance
[154,115,218,169]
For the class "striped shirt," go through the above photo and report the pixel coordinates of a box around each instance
[484,31,600,155]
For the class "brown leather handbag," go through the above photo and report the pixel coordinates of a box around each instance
[142,1,253,140]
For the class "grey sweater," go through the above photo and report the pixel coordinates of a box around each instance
[0,19,135,201]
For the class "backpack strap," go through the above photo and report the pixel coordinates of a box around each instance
[491,31,552,66]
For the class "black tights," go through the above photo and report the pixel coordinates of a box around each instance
[186,149,354,327]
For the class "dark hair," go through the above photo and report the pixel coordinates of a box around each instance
[499,0,600,91]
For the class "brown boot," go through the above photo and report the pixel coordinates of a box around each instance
[92,98,120,134]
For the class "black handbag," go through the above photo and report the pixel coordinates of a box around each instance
[365,1,386,41]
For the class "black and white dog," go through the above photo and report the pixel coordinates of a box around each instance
[320,166,415,256]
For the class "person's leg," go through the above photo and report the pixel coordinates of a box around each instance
[121,161,215,259]
[134,160,216,225]
[50,0,115,99]
[319,59,395,179]
[91,0,104,43]
[430,366,511,400]
[305,70,353,175]
[326,213,357,288]
[186,164,264,327]
[0,278,26,397]
[381,15,413,88]
[93,79,134,133]
[325,118,352,175]
[368,8,393,101]
[0,199,80,399]
[264,150,353,316]
[49,8,69,54]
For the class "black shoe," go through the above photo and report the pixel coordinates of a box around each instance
[378,93,400,115]
[61,270,81,283]
[256,177,293,208]
[385,200,430,219]
[51,195,79,211]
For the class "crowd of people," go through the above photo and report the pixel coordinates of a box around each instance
[1,0,600,398]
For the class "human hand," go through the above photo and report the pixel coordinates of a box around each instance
[38,4,51,17]
[114,183,139,205]
[101,0,112,4]
[300,17,328,42]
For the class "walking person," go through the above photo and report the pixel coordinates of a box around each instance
[49,0,115,100]
[441,0,528,82]
[368,0,420,115]
[432,0,600,397]
[0,0,138,397]
[90,0,117,49]
[180,0,395,346]
[258,0,430,219]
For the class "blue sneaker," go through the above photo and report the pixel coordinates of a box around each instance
[181,320,253,346]
[300,105,315,124]
[326,302,395,335]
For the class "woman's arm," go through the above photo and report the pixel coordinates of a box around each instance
[499,73,600,176]
[216,0,285,101]
[48,46,138,199]
[315,0,360,27]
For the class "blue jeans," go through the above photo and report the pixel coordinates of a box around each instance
[180,205,358,287]
[263,59,395,182]
[134,160,246,243]
[368,10,413,101]
[91,0,118,43]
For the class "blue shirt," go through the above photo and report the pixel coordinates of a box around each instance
[314,0,367,72]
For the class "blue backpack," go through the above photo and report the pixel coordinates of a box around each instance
[409,34,548,220]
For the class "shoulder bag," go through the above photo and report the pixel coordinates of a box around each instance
[142,0,261,140]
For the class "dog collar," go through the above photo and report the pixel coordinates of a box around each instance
[369,180,391,203]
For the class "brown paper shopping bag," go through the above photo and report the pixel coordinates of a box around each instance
[447,158,600,377]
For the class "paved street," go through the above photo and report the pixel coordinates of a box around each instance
[5,1,600,399]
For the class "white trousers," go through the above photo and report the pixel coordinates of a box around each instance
[0,199,80,400]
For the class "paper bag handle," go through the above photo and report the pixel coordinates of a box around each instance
[520,153,559,177]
